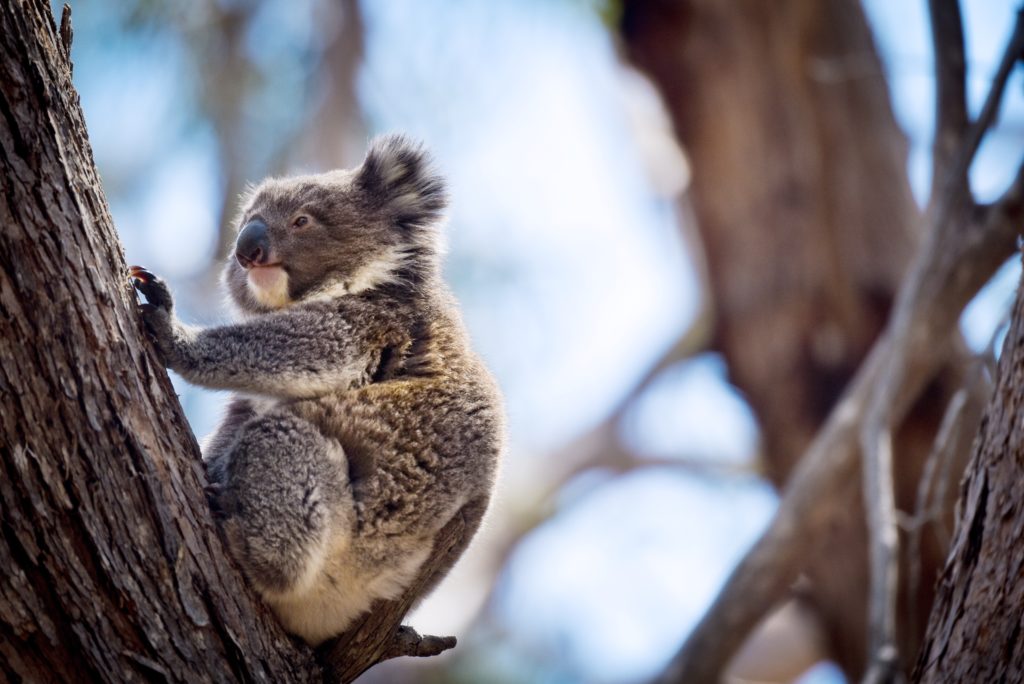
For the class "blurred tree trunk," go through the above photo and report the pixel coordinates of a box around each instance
[0,2,319,679]
[621,0,971,677]
[298,0,367,172]
[914,264,1024,683]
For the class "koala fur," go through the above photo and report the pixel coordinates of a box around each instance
[132,135,504,645]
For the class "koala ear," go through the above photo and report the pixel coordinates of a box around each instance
[356,134,448,230]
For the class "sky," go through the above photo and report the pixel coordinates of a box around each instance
[68,1,1024,682]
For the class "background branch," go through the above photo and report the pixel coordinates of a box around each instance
[621,0,972,679]
[927,0,967,202]
[859,12,1024,676]
[657,128,1024,684]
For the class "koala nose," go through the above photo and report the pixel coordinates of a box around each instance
[235,220,270,268]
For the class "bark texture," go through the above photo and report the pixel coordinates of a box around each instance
[622,0,966,676]
[914,263,1024,683]
[0,1,319,680]
[0,2,466,682]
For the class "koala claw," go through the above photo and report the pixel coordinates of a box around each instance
[130,266,178,366]
[128,265,150,281]
[130,266,173,311]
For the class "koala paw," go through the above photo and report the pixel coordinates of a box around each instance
[130,266,177,364]
[129,266,174,311]
[204,481,229,520]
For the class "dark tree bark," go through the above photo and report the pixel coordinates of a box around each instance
[0,2,316,680]
[0,2,463,682]
[914,262,1024,682]
[621,0,971,677]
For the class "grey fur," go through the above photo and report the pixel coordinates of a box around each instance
[133,135,504,645]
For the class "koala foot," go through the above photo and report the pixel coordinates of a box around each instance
[220,411,354,597]
[204,481,227,520]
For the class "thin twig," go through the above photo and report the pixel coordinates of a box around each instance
[905,387,968,643]
[951,10,1024,186]
[927,0,967,202]
[930,364,993,549]
[979,143,1024,241]
[920,307,1015,562]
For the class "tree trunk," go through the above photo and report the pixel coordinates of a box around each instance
[0,1,320,679]
[914,262,1024,682]
[0,3,465,682]
[621,0,971,677]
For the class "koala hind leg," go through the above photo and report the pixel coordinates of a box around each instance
[218,409,354,598]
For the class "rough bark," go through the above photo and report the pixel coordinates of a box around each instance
[621,0,967,677]
[0,2,463,682]
[0,1,316,680]
[914,262,1024,682]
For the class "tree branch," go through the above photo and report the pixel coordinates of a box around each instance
[860,13,1024,677]
[382,626,457,660]
[623,1,1023,680]
[927,0,967,202]
[657,340,885,684]
[951,9,1024,186]
[926,7,1024,224]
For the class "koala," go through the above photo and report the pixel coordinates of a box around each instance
[130,134,504,646]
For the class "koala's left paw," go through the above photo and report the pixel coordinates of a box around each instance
[130,266,177,364]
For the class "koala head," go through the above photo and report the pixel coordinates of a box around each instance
[224,134,448,314]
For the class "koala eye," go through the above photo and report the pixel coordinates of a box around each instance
[292,215,310,229]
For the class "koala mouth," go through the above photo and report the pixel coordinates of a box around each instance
[248,263,284,285]
[246,264,290,308]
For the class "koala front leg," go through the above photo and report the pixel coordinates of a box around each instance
[215,409,355,598]
[130,267,391,398]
